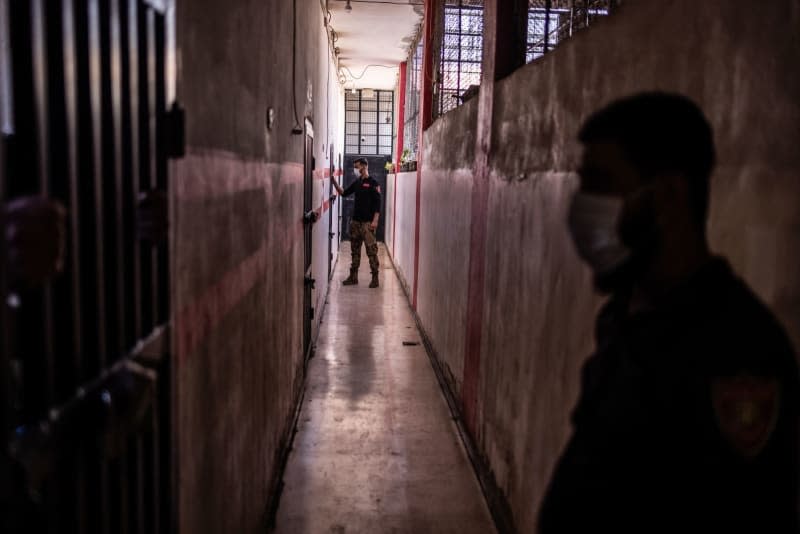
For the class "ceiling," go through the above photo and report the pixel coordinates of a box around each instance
[327,0,424,90]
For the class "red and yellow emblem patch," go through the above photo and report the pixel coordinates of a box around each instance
[712,375,780,458]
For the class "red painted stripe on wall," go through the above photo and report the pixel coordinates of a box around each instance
[394,61,407,257]
[174,158,304,365]
[462,0,503,435]
[175,150,304,200]
[314,197,333,218]
[175,242,269,364]
[412,168,421,310]
[463,176,489,433]
[412,0,438,310]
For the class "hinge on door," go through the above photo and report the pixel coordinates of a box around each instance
[164,101,185,159]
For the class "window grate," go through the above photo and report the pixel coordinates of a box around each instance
[402,33,424,163]
[436,0,484,117]
[344,89,394,156]
[527,0,615,63]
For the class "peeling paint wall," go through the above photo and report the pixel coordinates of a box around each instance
[395,0,800,532]
[171,0,343,532]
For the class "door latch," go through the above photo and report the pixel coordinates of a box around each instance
[303,210,319,224]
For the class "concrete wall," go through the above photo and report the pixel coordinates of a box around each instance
[171,0,342,532]
[396,0,800,531]
[416,101,477,392]
[388,171,419,297]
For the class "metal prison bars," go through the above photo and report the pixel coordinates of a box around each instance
[527,0,619,61]
[1,0,177,533]
[345,89,395,156]
[401,33,424,168]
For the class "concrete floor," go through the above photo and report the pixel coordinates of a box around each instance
[273,243,496,533]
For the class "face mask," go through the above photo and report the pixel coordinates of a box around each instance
[354,168,360,177]
[567,192,631,276]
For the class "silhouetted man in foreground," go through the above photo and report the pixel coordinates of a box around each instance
[539,93,799,533]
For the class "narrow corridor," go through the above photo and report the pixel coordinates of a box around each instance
[274,244,496,533]
[4,1,799,532]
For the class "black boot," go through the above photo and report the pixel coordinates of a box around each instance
[342,269,358,285]
[369,272,379,288]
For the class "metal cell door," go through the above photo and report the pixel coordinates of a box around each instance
[327,143,334,281]
[0,1,176,533]
[302,120,314,361]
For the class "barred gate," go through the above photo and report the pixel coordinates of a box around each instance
[0,0,178,532]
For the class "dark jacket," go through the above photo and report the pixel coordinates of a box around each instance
[343,176,381,223]
[539,258,799,533]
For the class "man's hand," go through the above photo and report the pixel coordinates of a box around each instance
[331,176,344,196]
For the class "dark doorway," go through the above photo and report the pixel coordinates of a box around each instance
[341,154,391,242]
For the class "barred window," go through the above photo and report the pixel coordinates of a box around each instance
[527,0,614,63]
[399,0,617,128]
[402,34,424,162]
[345,89,394,156]
[437,0,483,117]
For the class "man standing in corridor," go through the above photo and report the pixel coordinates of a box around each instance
[539,93,799,533]
[331,157,381,288]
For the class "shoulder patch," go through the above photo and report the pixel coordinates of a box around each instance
[712,375,780,458]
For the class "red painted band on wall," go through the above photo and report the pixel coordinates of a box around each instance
[394,61,407,257]
[462,176,489,434]
[462,0,506,435]
[412,0,438,310]
[175,152,304,201]
[314,197,333,219]
[175,242,270,365]
[174,161,304,365]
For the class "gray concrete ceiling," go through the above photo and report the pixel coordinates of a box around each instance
[327,0,423,90]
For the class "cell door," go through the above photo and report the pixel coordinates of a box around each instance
[327,144,334,281]
[1,1,176,533]
[302,120,314,361]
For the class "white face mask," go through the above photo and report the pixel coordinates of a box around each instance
[567,192,631,275]
[354,168,361,177]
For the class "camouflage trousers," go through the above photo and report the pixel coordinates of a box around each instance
[350,221,379,274]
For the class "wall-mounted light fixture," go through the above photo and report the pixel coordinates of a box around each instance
[345,0,352,12]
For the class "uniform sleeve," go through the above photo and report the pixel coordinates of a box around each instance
[342,180,357,197]
[372,180,381,215]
